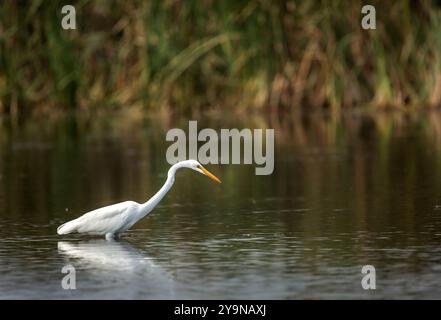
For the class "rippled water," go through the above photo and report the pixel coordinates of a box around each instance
[1,112,441,299]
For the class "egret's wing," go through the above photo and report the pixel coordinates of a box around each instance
[75,201,136,234]
[58,201,137,235]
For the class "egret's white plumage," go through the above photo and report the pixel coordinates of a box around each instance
[57,160,221,240]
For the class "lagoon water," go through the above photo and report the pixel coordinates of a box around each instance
[1,111,441,299]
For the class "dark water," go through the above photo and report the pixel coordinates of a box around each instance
[1,111,441,299]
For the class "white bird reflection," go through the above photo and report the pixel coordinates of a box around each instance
[58,240,157,271]
[57,240,175,298]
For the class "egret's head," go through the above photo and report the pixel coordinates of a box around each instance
[183,160,222,184]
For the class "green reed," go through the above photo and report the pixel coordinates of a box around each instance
[0,0,440,115]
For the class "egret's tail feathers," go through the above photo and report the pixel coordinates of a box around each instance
[57,219,79,235]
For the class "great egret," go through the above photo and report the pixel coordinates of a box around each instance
[57,160,221,240]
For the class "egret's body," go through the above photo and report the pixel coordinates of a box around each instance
[57,160,221,240]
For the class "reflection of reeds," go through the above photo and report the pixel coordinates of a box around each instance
[0,1,441,114]
[2,110,441,263]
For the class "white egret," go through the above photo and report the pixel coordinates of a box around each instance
[57,160,221,240]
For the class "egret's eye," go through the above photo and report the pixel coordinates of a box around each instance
[197,165,203,170]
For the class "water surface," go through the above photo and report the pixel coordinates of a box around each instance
[1,112,441,299]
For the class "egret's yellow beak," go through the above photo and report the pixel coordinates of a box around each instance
[200,167,222,184]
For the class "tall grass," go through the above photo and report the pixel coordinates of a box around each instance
[0,0,440,115]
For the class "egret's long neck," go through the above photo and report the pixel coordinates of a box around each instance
[139,164,178,217]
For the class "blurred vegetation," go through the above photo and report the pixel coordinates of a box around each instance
[0,0,441,115]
